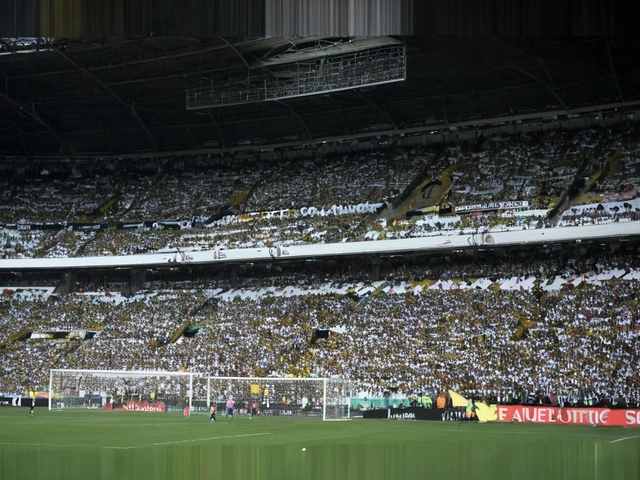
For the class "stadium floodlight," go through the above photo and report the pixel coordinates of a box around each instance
[48,369,195,412]
[204,376,351,421]
[186,37,406,109]
[0,37,54,56]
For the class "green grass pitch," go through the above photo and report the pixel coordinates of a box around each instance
[0,408,638,480]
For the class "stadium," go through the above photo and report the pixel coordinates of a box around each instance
[1,3,640,480]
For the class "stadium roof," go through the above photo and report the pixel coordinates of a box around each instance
[0,35,639,158]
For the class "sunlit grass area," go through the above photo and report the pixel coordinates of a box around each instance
[0,408,638,480]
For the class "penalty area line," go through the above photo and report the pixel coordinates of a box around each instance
[609,435,640,444]
[125,432,273,449]
[0,433,273,450]
[0,442,124,450]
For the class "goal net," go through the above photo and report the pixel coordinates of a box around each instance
[48,369,194,412]
[204,376,351,420]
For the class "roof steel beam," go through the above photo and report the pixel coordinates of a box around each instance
[12,41,232,79]
[432,37,570,111]
[605,37,625,103]
[50,43,159,151]
[6,99,637,160]
[0,70,68,151]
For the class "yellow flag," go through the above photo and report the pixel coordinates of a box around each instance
[447,390,497,423]
[448,390,468,407]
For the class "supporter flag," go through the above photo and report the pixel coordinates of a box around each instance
[606,149,622,179]
[356,292,371,305]
[448,390,497,423]
[448,390,468,407]
[183,405,190,417]
[229,190,248,207]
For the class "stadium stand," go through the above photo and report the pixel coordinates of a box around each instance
[1,35,639,416]
[0,124,638,259]
[1,250,639,409]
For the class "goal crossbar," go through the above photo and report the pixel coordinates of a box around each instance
[205,376,351,421]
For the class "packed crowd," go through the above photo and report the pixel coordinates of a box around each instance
[448,129,593,208]
[1,252,639,407]
[0,124,638,259]
[0,159,244,224]
[0,291,194,390]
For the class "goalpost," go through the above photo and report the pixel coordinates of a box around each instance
[48,369,194,412]
[204,376,351,421]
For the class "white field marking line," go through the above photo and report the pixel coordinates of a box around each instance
[353,420,628,440]
[0,442,124,450]
[76,422,195,427]
[609,435,640,444]
[19,414,198,422]
[438,428,621,440]
[2,417,195,427]
[0,433,273,450]
[10,415,149,422]
[125,432,273,449]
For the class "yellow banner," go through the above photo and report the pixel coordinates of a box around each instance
[448,390,498,423]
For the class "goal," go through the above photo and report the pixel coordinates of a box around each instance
[204,376,351,420]
[48,369,195,412]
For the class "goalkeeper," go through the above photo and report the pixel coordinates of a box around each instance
[226,399,234,423]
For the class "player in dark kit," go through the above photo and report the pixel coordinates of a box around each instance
[29,397,35,417]
[210,404,217,422]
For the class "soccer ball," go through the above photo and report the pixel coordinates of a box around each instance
[302,448,306,452]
